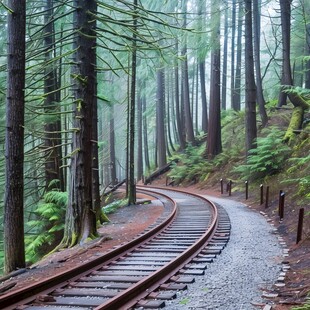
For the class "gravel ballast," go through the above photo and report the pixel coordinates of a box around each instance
[164,196,284,310]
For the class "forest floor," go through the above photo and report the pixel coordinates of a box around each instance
[0,181,309,310]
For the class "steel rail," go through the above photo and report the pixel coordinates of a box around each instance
[94,186,218,310]
[0,189,177,310]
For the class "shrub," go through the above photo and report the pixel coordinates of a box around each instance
[233,127,291,181]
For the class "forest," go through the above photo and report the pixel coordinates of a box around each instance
[0,0,309,276]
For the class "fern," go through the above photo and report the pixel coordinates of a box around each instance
[233,127,291,180]
[25,190,67,264]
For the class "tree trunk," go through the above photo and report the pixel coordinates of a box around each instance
[221,3,228,110]
[156,67,167,168]
[174,42,186,151]
[62,0,97,247]
[137,95,143,181]
[127,0,138,205]
[43,0,64,192]
[230,0,236,109]
[232,2,243,111]
[109,105,117,185]
[198,0,208,133]
[181,0,195,145]
[244,0,257,156]
[278,0,293,107]
[142,94,150,171]
[4,0,26,273]
[253,0,268,127]
[207,1,222,159]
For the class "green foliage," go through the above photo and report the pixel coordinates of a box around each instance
[233,127,291,181]
[168,145,213,185]
[292,298,310,310]
[25,191,67,264]
[103,199,128,215]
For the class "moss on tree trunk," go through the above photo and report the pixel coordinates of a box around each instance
[283,106,304,144]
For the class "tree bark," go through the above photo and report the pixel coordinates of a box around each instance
[4,0,26,273]
[221,3,228,110]
[278,0,293,107]
[174,42,186,151]
[244,0,257,156]
[230,0,236,109]
[62,0,97,247]
[181,0,195,145]
[137,95,143,181]
[232,1,243,111]
[156,67,167,168]
[207,1,222,159]
[43,0,64,192]
[253,0,268,127]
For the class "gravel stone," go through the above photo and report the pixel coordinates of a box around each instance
[164,196,283,310]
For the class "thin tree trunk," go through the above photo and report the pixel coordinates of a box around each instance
[253,0,268,126]
[109,105,117,185]
[142,94,150,171]
[230,0,236,109]
[221,3,228,110]
[4,0,26,273]
[181,0,195,145]
[43,0,64,191]
[232,1,243,111]
[156,67,167,168]
[244,0,257,156]
[278,0,293,107]
[207,1,222,159]
[137,95,143,181]
[175,42,186,150]
[127,0,137,205]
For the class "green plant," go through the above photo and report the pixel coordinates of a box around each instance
[25,190,67,264]
[103,199,128,214]
[233,127,291,180]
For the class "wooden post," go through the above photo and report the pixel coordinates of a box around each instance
[260,184,264,205]
[296,208,304,244]
[278,191,285,220]
[265,186,269,209]
[245,181,248,200]
[228,180,232,196]
[220,178,223,194]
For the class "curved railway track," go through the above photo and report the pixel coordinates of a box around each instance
[0,187,230,310]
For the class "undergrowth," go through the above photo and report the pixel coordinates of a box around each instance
[25,190,67,264]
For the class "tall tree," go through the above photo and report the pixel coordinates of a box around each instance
[43,0,65,191]
[127,0,138,205]
[61,0,97,247]
[156,67,167,168]
[232,1,243,111]
[198,0,208,133]
[137,94,143,181]
[221,2,228,110]
[244,0,257,156]
[230,0,236,109]
[174,41,186,150]
[253,0,268,126]
[207,0,222,159]
[4,0,26,273]
[181,0,195,145]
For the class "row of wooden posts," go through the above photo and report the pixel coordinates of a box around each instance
[220,179,305,245]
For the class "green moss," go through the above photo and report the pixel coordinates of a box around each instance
[283,106,304,144]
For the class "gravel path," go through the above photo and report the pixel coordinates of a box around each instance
[164,196,283,310]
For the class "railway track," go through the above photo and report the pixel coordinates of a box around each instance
[0,187,230,310]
